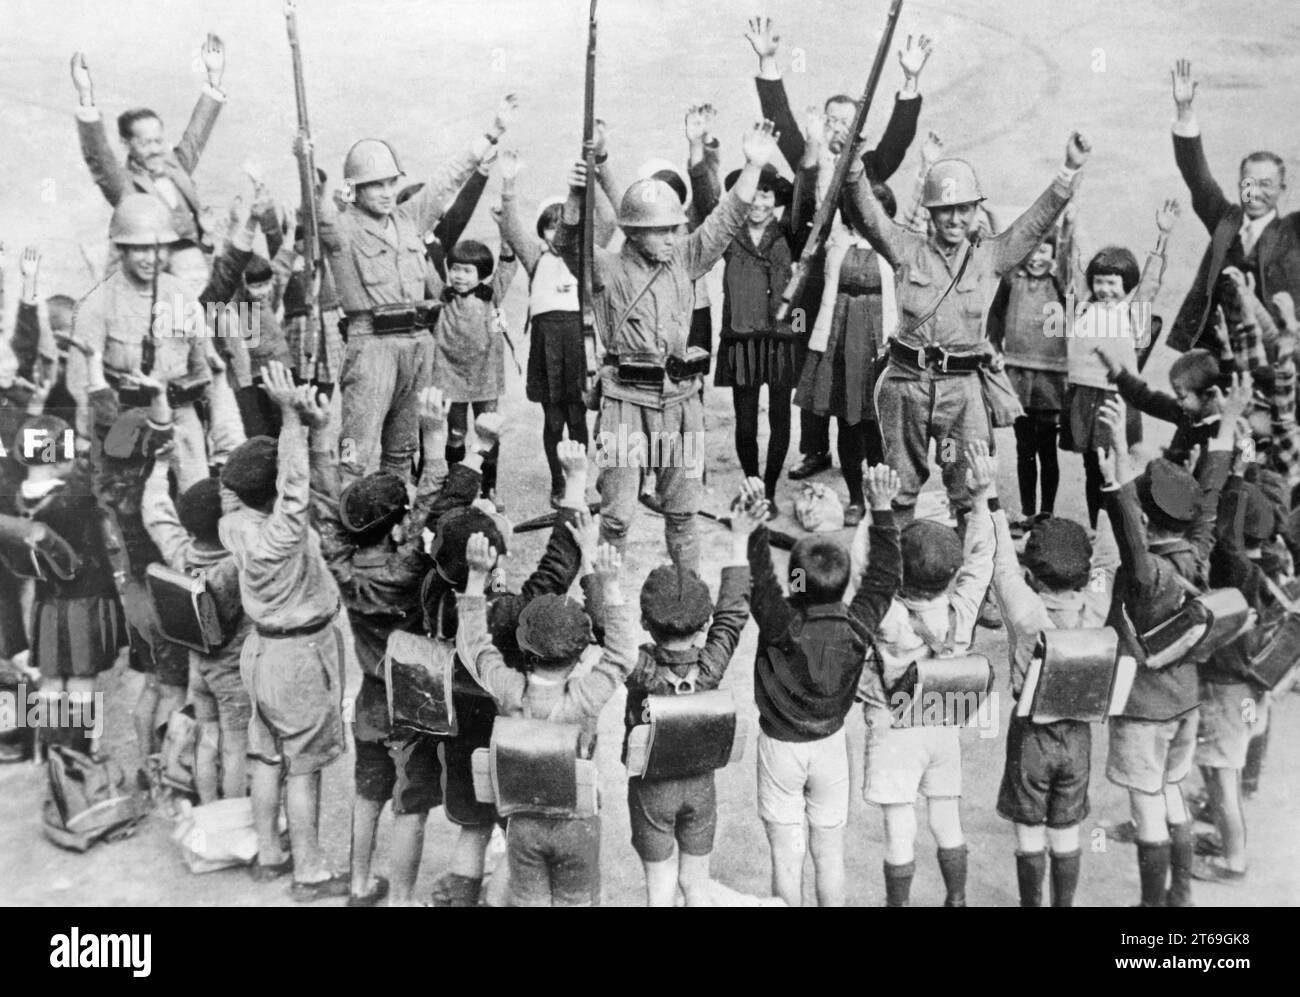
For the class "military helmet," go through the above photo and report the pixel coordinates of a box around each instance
[618,178,688,229]
[921,159,985,209]
[343,139,405,186]
[109,193,180,246]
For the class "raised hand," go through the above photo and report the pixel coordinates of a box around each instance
[1219,371,1254,426]
[964,440,997,497]
[564,507,600,567]
[465,532,499,575]
[567,160,588,191]
[261,360,298,410]
[864,464,901,511]
[741,119,780,167]
[593,542,622,580]
[744,17,780,59]
[1171,59,1197,114]
[201,33,226,88]
[498,148,522,184]
[685,105,708,144]
[1065,130,1092,170]
[19,246,40,296]
[492,93,519,138]
[730,477,768,534]
[898,34,934,82]
[1155,197,1181,234]
[294,384,330,428]
[591,118,608,160]
[557,439,588,479]
[70,52,94,104]
[1272,291,1298,332]
[920,131,944,168]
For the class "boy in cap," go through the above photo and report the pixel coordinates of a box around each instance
[556,120,782,572]
[308,384,452,906]
[142,440,252,803]
[858,444,995,907]
[624,485,763,906]
[1093,382,1249,907]
[457,537,635,906]
[419,437,592,906]
[985,448,1120,906]
[749,465,903,906]
[219,361,347,900]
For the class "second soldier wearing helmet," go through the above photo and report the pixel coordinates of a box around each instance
[554,120,782,572]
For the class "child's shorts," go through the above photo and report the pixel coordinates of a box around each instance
[352,675,444,814]
[240,624,346,776]
[187,656,252,734]
[1195,682,1268,771]
[863,723,962,806]
[996,715,1090,828]
[507,814,601,907]
[756,727,850,829]
[627,772,717,862]
[1106,712,1198,795]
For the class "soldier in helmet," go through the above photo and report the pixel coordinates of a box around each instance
[65,193,213,491]
[556,120,782,571]
[844,133,1092,524]
[317,95,517,484]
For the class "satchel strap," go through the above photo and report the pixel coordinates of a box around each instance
[602,263,667,356]
[901,241,974,345]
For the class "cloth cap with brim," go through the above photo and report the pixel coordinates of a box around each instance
[517,594,593,663]
[1136,458,1199,530]
[340,471,409,535]
[900,520,963,591]
[1023,517,1093,590]
[724,165,793,208]
[640,564,713,636]
[428,506,508,587]
[220,436,279,507]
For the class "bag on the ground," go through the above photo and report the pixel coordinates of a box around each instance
[794,483,844,533]
[42,745,147,852]
[172,797,259,874]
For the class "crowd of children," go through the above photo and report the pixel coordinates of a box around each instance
[0,17,1297,908]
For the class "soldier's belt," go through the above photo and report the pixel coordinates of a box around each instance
[605,347,710,385]
[343,303,440,337]
[104,369,154,410]
[889,340,984,374]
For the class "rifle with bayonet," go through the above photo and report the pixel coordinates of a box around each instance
[774,0,903,323]
[284,0,333,395]
[578,0,601,401]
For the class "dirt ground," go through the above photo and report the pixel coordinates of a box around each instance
[1,0,1298,906]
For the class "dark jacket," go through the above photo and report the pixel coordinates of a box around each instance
[1106,450,1231,720]
[748,513,900,741]
[1114,368,1220,464]
[1169,132,1300,351]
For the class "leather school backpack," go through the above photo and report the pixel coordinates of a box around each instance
[42,745,147,852]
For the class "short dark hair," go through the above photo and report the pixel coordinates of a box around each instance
[243,255,273,286]
[789,537,851,605]
[824,94,857,113]
[536,202,564,239]
[117,108,162,142]
[178,478,224,546]
[396,182,425,206]
[1168,349,1223,394]
[651,169,688,206]
[1085,246,1140,295]
[448,239,495,280]
[1239,151,1286,184]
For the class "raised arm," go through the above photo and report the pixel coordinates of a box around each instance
[842,158,917,267]
[255,363,313,557]
[433,167,490,257]
[847,466,904,632]
[697,491,761,684]
[496,152,543,275]
[141,452,192,571]
[746,18,805,171]
[989,132,1089,275]
[1129,199,1178,311]
[860,35,932,183]
[1169,60,1234,233]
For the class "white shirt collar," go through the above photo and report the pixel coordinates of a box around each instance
[1242,209,1277,241]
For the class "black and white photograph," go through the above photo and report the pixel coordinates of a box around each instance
[0,0,1295,933]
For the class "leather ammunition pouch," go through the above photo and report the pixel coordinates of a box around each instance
[471,716,597,818]
[145,563,236,655]
[0,515,82,583]
[384,631,458,737]
[665,347,711,380]
[104,368,154,410]
[624,688,745,780]
[165,373,210,408]
[343,302,440,339]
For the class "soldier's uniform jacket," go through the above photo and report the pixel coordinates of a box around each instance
[65,271,209,438]
[557,189,750,410]
[845,165,1075,357]
[1105,450,1231,721]
[320,148,481,316]
[621,564,751,760]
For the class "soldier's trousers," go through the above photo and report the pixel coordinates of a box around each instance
[339,330,435,483]
[874,365,991,523]
[595,393,704,573]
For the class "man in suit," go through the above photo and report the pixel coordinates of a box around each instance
[1168,59,1300,352]
[70,35,227,290]
[744,17,927,481]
